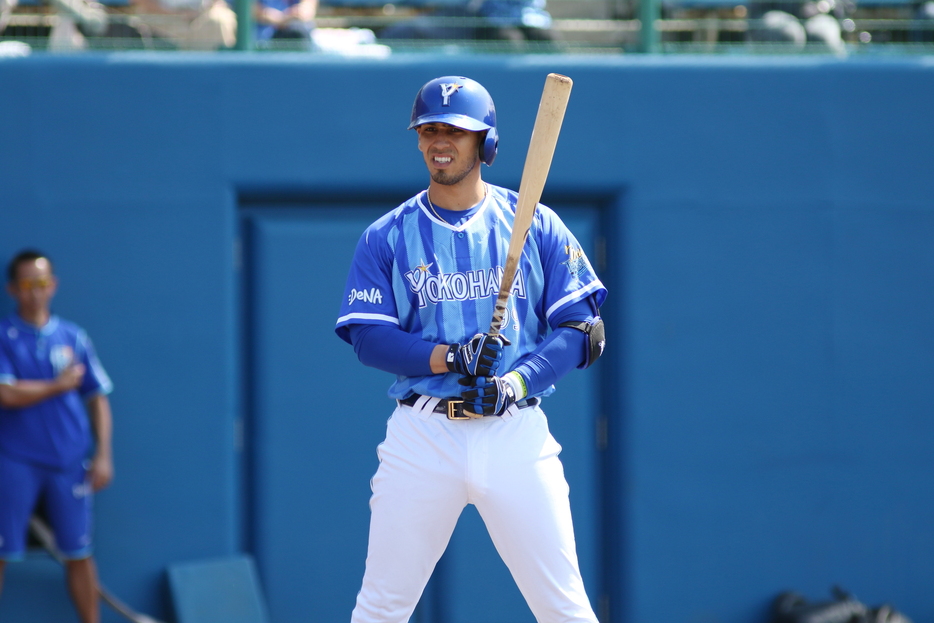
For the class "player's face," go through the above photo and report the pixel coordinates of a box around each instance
[416,123,482,186]
[6,257,57,316]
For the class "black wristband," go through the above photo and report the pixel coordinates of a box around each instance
[445,343,461,372]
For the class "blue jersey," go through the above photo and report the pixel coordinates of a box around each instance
[335,184,607,400]
[0,314,113,469]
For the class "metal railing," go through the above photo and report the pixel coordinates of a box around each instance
[2,0,933,54]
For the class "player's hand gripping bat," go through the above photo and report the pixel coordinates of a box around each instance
[489,72,573,338]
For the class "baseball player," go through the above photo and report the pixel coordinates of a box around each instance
[335,76,607,623]
[0,250,114,623]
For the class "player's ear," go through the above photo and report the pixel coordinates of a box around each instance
[479,128,498,166]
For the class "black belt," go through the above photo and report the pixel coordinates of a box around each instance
[399,393,539,420]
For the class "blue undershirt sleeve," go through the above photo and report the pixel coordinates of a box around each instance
[511,296,600,397]
[348,324,435,377]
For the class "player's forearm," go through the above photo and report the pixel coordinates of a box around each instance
[86,394,115,490]
[86,394,114,458]
[350,324,439,376]
[0,379,71,409]
[429,344,450,374]
[511,327,586,397]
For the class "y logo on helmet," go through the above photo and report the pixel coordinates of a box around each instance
[440,83,463,106]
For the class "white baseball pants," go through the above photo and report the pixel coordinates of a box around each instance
[350,398,599,623]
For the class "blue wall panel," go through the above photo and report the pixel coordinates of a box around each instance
[626,201,833,619]
[0,54,932,623]
[244,207,390,623]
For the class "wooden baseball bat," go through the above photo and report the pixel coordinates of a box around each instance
[488,72,573,337]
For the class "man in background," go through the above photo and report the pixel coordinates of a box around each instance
[0,249,115,623]
[131,0,236,50]
[253,0,316,48]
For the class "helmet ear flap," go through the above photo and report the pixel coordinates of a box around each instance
[481,127,498,166]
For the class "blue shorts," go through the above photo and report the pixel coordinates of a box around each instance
[0,451,93,561]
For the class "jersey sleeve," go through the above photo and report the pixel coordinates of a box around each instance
[76,330,113,399]
[335,224,401,344]
[536,206,608,326]
[0,331,15,386]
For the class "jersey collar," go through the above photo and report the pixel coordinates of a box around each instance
[418,185,490,232]
[8,313,60,336]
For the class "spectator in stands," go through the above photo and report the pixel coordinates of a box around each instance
[475,0,555,42]
[377,0,556,46]
[0,0,108,51]
[0,250,116,623]
[911,0,934,41]
[130,0,236,49]
[747,0,850,55]
[0,0,18,37]
[254,0,316,48]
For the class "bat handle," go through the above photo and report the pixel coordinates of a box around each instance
[488,301,508,338]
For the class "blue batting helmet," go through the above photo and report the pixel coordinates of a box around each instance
[408,76,499,166]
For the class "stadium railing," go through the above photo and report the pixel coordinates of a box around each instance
[1,0,932,53]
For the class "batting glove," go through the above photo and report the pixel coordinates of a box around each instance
[445,333,511,378]
[458,371,527,416]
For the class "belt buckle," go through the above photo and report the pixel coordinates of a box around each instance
[446,399,471,420]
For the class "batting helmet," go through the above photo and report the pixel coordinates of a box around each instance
[408,76,499,166]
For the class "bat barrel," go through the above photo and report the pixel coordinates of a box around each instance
[488,73,573,336]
